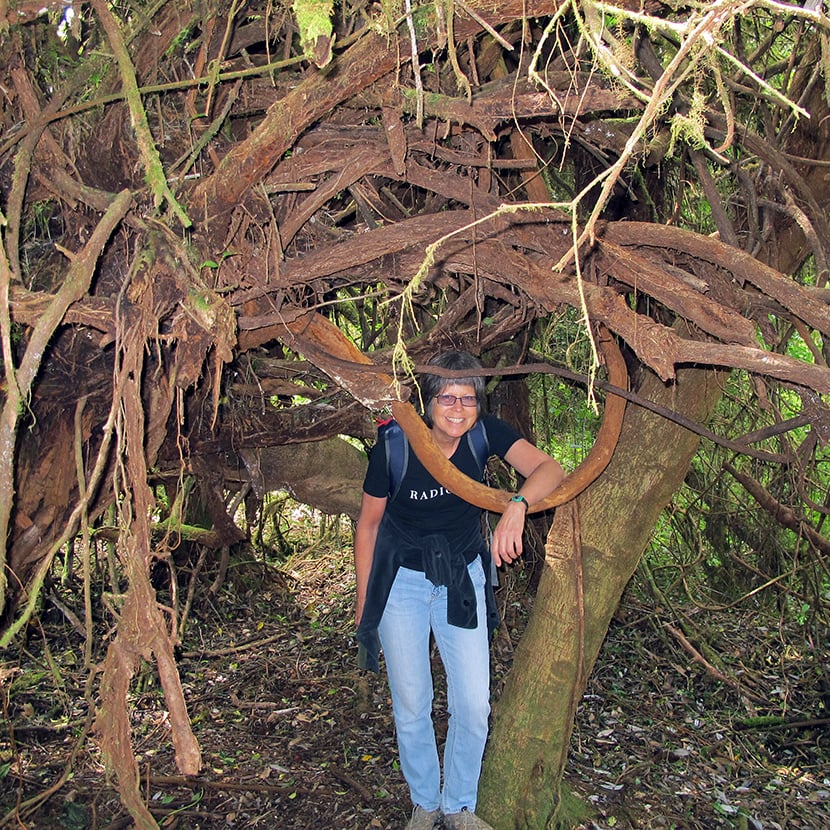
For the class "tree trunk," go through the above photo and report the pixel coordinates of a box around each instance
[241,437,366,520]
[479,365,725,829]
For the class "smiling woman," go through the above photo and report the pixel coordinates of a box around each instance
[353,350,565,830]
[427,385,482,451]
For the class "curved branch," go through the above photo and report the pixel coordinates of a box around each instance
[391,328,627,513]
[280,311,628,514]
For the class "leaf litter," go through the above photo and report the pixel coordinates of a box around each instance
[1,544,828,829]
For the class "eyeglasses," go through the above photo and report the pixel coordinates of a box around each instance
[435,394,478,407]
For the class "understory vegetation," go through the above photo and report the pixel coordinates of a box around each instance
[1,518,827,829]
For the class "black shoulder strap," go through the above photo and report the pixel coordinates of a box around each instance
[381,420,408,501]
[466,419,491,479]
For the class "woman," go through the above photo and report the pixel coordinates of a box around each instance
[354,351,565,830]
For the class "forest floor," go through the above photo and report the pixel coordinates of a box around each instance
[1,540,828,830]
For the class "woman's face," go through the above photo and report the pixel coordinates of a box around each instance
[429,382,479,443]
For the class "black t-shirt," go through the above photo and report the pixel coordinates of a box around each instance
[362,414,523,549]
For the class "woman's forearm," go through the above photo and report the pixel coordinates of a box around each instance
[517,457,565,505]
[354,521,379,625]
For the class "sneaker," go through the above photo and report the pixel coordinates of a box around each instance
[405,805,440,830]
[442,808,494,830]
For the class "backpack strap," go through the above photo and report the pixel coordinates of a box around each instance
[379,419,409,501]
[466,420,497,586]
[466,419,491,479]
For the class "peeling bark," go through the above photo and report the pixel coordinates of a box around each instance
[3,3,830,825]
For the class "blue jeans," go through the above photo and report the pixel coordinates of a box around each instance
[378,558,491,814]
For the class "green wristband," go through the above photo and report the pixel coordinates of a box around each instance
[511,494,529,511]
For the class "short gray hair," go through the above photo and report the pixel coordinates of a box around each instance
[420,351,487,427]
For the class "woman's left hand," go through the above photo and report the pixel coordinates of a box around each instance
[490,438,566,567]
[490,501,528,566]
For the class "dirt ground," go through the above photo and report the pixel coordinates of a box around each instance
[1,545,828,829]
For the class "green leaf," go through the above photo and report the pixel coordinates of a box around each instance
[60,801,89,830]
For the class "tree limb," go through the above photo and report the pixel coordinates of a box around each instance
[724,461,830,556]
[0,190,132,618]
[91,0,190,227]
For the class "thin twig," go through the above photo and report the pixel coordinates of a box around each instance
[665,623,766,703]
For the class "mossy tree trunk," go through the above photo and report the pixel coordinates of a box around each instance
[479,365,725,829]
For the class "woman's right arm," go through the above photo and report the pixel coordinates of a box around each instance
[354,492,388,626]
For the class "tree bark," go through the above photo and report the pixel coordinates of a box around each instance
[479,364,725,829]
[239,438,367,520]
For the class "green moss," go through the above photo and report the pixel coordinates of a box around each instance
[550,783,594,829]
[292,0,334,65]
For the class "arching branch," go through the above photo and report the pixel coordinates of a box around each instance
[390,328,627,513]
[279,312,627,514]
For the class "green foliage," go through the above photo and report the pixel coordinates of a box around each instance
[167,23,199,56]
[292,0,334,66]
[59,801,89,830]
[528,311,602,470]
[22,200,59,242]
[786,328,821,363]
[639,361,830,634]
[668,69,709,154]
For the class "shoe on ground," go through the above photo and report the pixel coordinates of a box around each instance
[405,805,440,830]
[442,808,494,830]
